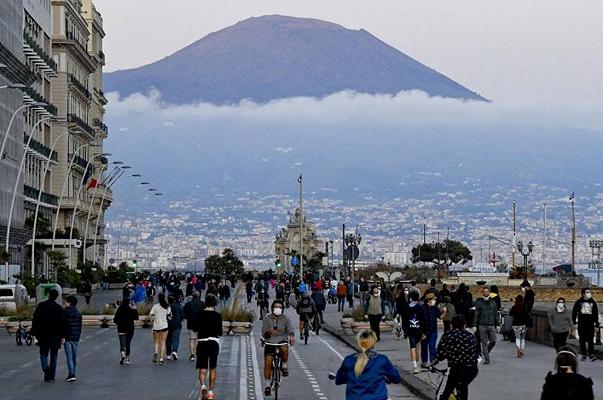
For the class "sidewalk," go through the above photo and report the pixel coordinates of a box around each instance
[322,304,602,400]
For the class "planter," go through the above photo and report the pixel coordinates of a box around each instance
[0,317,8,329]
[380,321,394,333]
[350,321,371,333]
[230,321,252,335]
[82,315,113,328]
[5,320,29,335]
[340,317,354,335]
[222,321,232,335]
[134,316,151,328]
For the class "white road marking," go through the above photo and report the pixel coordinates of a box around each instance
[310,332,344,361]
[249,332,265,400]
[239,336,247,400]
[291,347,329,400]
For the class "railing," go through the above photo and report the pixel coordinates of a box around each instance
[92,118,109,135]
[24,134,58,162]
[67,113,94,136]
[68,153,93,172]
[98,50,105,61]
[24,184,59,206]
[66,31,89,56]
[22,87,57,115]
[68,73,91,99]
[23,31,57,71]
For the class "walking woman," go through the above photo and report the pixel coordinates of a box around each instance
[149,293,171,365]
[335,329,401,400]
[364,286,384,341]
[510,295,530,358]
[540,348,594,400]
[548,297,574,350]
[113,297,139,365]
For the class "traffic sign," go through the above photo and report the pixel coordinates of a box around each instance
[291,256,299,266]
[346,245,359,261]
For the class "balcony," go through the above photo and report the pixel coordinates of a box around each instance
[68,73,91,99]
[67,113,94,137]
[23,31,57,72]
[68,152,95,172]
[92,118,109,135]
[24,184,59,207]
[22,87,57,115]
[24,134,58,162]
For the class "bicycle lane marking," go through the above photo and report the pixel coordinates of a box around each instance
[291,346,329,400]
[310,331,344,361]
[249,332,265,400]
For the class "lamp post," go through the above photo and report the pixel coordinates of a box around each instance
[0,101,46,167]
[4,115,52,281]
[298,174,303,279]
[82,157,112,266]
[517,240,534,284]
[345,230,361,302]
[570,193,576,273]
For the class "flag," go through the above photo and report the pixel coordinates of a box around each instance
[82,166,92,187]
[87,178,98,189]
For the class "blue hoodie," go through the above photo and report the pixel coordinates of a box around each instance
[335,350,401,400]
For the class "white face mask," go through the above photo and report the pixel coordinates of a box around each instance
[556,303,565,312]
[273,308,283,316]
[429,300,436,307]
[585,292,592,300]
[373,291,380,297]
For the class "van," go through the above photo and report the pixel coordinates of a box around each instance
[0,284,30,311]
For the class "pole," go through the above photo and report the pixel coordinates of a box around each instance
[423,222,426,268]
[31,131,68,275]
[0,104,33,169]
[512,200,516,270]
[571,197,576,273]
[542,203,547,276]
[82,164,107,265]
[68,159,95,269]
[300,178,303,279]
[5,116,52,282]
[342,224,346,276]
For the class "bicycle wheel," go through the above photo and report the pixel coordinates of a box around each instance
[25,333,32,346]
[15,331,22,346]
[273,360,281,400]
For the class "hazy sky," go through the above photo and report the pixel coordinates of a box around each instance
[96,0,603,103]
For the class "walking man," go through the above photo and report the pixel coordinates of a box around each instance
[193,294,222,400]
[183,291,204,361]
[572,288,600,361]
[473,286,500,364]
[62,295,82,381]
[31,289,66,382]
[336,281,347,312]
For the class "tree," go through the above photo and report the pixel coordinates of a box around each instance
[411,239,472,267]
[204,248,244,276]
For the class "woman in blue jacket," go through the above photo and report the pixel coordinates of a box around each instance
[335,329,401,400]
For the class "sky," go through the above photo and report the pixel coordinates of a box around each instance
[95,0,603,104]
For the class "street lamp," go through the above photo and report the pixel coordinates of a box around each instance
[345,230,362,304]
[0,84,27,90]
[517,240,534,284]
[0,101,46,166]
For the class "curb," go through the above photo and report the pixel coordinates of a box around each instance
[322,322,436,400]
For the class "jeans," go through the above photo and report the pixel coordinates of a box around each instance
[439,364,478,400]
[347,294,354,308]
[167,328,181,354]
[368,314,382,340]
[119,331,135,356]
[64,341,78,376]
[478,325,497,361]
[337,296,345,311]
[552,331,569,350]
[40,345,59,380]
[421,331,438,363]
[578,325,595,356]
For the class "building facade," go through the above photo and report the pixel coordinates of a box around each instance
[50,0,112,269]
[274,208,324,274]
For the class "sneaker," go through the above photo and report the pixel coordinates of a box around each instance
[412,366,420,374]
[172,352,179,361]
[120,351,126,365]
[207,391,215,400]
[590,356,597,362]
[65,375,76,382]
[166,355,172,360]
[153,353,158,363]
[264,386,272,396]
[189,354,196,361]
[159,359,164,365]
[125,357,131,364]
[281,367,289,377]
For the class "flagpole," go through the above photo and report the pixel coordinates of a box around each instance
[570,193,576,274]
[298,174,303,280]
[82,163,108,266]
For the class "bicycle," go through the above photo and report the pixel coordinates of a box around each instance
[419,366,454,400]
[261,339,291,400]
[300,313,312,345]
[258,302,269,320]
[15,319,33,346]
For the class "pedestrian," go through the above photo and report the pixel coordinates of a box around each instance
[364,286,384,341]
[149,293,172,365]
[114,297,139,365]
[404,291,427,373]
[193,294,223,400]
[438,283,451,302]
[62,295,82,382]
[548,297,574,351]
[218,283,230,308]
[409,280,421,298]
[183,291,204,361]
[431,315,479,400]
[521,281,535,314]
[452,283,472,326]
[381,284,394,318]
[83,280,92,306]
[438,295,455,334]
[571,287,600,361]
[334,329,401,400]
[489,285,502,310]
[510,295,530,358]
[311,287,326,324]
[167,295,183,360]
[346,277,354,308]
[540,348,594,400]
[393,284,409,340]
[31,288,66,382]
[359,277,369,305]
[473,286,499,364]
[246,280,253,303]
[422,279,439,300]
[131,281,146,304]
[337,281,348,312]
[421,293,441,366]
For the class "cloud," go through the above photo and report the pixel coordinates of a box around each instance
[162,121,175,127]
[275,147,293,153]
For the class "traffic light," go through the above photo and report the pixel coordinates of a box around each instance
[132,259,137,269]
[275,259,281,268]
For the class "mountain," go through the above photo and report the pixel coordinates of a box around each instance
[104,15,487,104]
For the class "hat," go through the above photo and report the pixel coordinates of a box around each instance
[425,293,436,301]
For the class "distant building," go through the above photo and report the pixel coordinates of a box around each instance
[274,208,323,273]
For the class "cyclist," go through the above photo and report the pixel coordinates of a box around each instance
[296,291,317,339]
[262,300,295,396]
[257,287,270,320]
[283,280,292,308]
[335,329,401,400]
[275,282,285,301]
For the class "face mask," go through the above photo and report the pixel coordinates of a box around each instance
[556,303,565,312]
[373,291,380,297]
[429,300,436,306]
[585,292,592,300]
[404,290,409,295]
[483,295,489,300]
[273,308,283,316]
